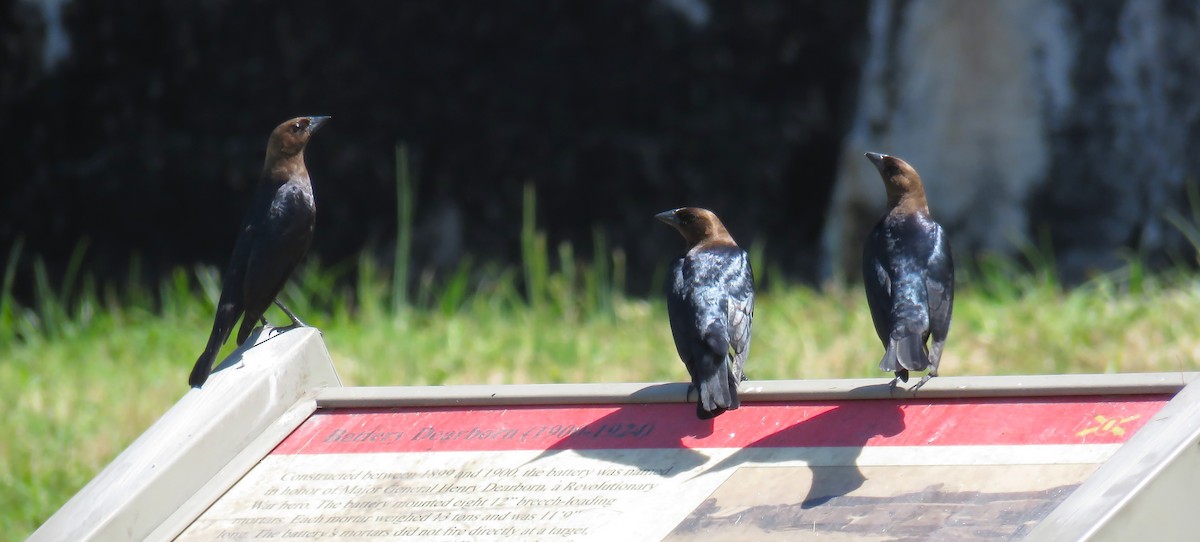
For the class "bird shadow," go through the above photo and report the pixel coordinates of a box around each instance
[208,325,301,377]
[525,387,716,476]
[700,401,906,509]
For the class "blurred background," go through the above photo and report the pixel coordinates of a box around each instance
[10,3,1200,534]
[4,0,1200,300]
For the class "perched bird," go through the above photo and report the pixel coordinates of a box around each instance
[189,116,330,388]
[862,152,954,391]
[657,207,754,419]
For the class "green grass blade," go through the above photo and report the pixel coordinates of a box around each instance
[392,143,416,314]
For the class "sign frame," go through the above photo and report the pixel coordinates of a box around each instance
[28,329,1200,541]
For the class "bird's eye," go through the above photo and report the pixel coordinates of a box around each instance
[292,119,309,133]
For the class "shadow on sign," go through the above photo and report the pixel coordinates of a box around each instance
[527,401,715,475]
[701,402,906,507]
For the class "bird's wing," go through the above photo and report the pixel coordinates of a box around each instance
[189,220,254,387]
[925,223,954,342]
[237,184,314,344]
[675,249,743,418]
[665,256,698,365]
[727,252,754,381]
[217,222,254,306]
[861,224,893,344]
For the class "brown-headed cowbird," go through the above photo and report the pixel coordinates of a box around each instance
[657,207,754,419]
[862,152,954,391]
[189,116,330,388]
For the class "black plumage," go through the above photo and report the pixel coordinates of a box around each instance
[862,152,954,391]
[189,116,329,388]
[657,207,754,419]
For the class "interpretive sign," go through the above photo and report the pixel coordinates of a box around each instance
[28,328,1198,541]
[178,395,1167,541]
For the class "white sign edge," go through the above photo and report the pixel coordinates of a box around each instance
[28,327,341,542]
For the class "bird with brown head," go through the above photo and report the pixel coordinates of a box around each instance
[657,207,754,418]
[189,116,330,388]
[861,152,954,392]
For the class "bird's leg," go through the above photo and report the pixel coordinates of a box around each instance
[908,372,936,393]
[887,376,902,396]
[257,315,278,339]
[273,299,309,329]
[685,382,703,409]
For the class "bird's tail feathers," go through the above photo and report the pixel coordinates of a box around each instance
[695,355,739,420]
[879,334,930,374]
[190,302,239,388]
[189,350,216,388]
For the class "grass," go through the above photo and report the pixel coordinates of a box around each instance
[6,250,1200,538]
[5,165,1200,537]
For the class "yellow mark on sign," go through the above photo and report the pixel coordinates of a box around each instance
[1076,415,1141,438]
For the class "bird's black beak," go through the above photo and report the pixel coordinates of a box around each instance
[306,116,331,134]
[655,209,681,226]
[864,152,888,172]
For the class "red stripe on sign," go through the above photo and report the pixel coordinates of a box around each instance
[270,395,1168,455]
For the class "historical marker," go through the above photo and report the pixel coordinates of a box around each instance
[179,396,1165,540]
[28,331,1200,541]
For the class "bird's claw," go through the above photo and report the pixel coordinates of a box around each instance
[273,299,309,328]
[908,374,934,393]
[258,301,308,341]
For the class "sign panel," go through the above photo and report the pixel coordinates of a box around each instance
[179,396,1167,541]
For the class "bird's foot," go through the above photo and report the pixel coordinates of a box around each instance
[908,373,935,393]
[887,377,902,396]
[273,299,309,328]
[259,323,281,340]
[254,316,279,340]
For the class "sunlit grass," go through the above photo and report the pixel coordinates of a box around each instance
[6,168,1200,536]
[5,255,1200,536]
